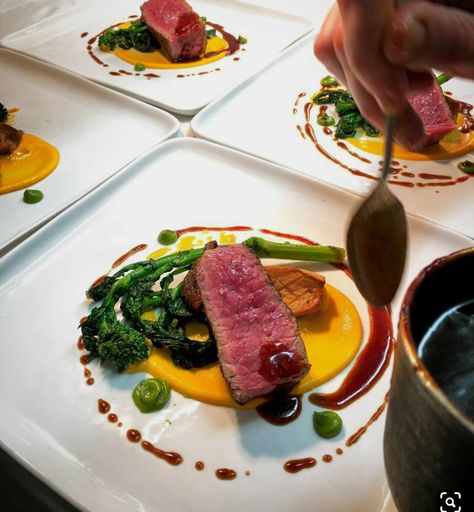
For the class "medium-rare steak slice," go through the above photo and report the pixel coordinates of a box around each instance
[140,0,207,62]
[407,72,457,146]
[193,244,311,404]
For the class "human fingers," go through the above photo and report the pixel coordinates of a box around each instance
[314,4,347,86]
[385,2,474,78]
[336,0,409,114]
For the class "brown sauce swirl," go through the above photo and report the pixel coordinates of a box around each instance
[284,457,316,473]
[141,441,183,465]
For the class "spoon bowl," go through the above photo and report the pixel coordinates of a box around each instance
[346,117,408,306]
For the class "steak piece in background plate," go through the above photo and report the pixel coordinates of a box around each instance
[193,244,311,404]
[140,0,207,62]
[407,72,457,146]
[0,122,22,155]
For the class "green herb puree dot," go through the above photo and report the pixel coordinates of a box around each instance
[317,113,336,127]
[313,410,343,438]
[23,189,44,204]
[132,378,171,413]
[134,62,146,72]
[457,160,474,174]
[237,35,247,45]
[320,75,339,87]
[158,229,178,245]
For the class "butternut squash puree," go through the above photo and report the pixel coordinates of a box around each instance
[112,23,229,69]
[0,133,60,194]
[347,113,474,161]
[129,284,363,408]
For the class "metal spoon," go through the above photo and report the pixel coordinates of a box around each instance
[346,116,407,306]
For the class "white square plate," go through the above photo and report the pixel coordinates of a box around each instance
[0,49,179,255]
[192,34,474,237]
[0,138,470,511]
[1,0,312,115]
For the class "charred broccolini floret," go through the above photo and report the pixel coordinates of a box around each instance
[98,20,156,53]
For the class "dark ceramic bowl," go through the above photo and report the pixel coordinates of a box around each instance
[384,247,474,512]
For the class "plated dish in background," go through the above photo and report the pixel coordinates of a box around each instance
[192,34,474,237]
[0,49,178,256]
[0,138,469,512]
[1,0,312,114]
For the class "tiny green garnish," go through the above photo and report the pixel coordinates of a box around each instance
[132,378,171,413]
[457,160,474,174]
[237,35,248,45]
[23,189,44,204]
[206,28,217,38]
[313,410,343,438]
[200,16,207,24]
[134,62,146,72]
[317,113,336,127]
[320,75,339,87]
[158,229,178,245]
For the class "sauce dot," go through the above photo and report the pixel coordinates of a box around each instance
[127,429,142,443]
[215,468,237,480]
[98,399,110,414]
[322,455,333,463]
[195,461,205,471]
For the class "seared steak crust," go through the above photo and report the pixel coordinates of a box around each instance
[0,122,23,155]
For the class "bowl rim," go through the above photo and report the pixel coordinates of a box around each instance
[398,246,474,432]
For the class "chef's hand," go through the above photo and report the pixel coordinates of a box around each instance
[314,1,474,150]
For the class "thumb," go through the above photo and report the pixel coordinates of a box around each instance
[384,2,474,79]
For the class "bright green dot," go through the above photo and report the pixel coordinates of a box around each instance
[158,229,178,245]
[320,75,339,87]
[237,35,247,45]
[23,189,44,204]
[132,378,171,413]
[457,160,474,174]
[134,62,146,72]
[313,410,343,438]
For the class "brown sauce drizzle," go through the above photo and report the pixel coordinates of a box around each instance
[84,368,91,378]
[416,175,469,187]
[323,127,333,136]
[322,454,333,463]
[215,468,237,480]
[346,392,389,446]
[98,399,111,414]
[309,305,393,409]
[111,243,148,269]
[88,274,107,291]
[127,429,142,443]
[80,354,89,365]
[204,22,240,58]
[144,73,159,79]
[296,125,306,139]
[256,396,301,426]
[86,378,94,386]
[336,141,371,163]
[77,336,84,350]
[304,122,378,182]
[195,461,205,471]
[304,102,313,123]
[284,457,316,473]
[109,71,121,76]
[81,32,88,38]
[141,441,183,465]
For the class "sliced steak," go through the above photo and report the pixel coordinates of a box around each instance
[193,244,310,404]
[140,0,207,62]
[0,122,23,155]
[407,72,457,146]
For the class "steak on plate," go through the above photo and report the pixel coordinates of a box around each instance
[407,72,457,146]
[0,123,23,155]
[140,0,207,62]
[191,244,311,404]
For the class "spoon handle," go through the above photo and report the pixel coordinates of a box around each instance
[381,116,396,182]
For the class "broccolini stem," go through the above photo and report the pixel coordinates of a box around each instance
[436,73,452,86]
[243,237,346,263]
